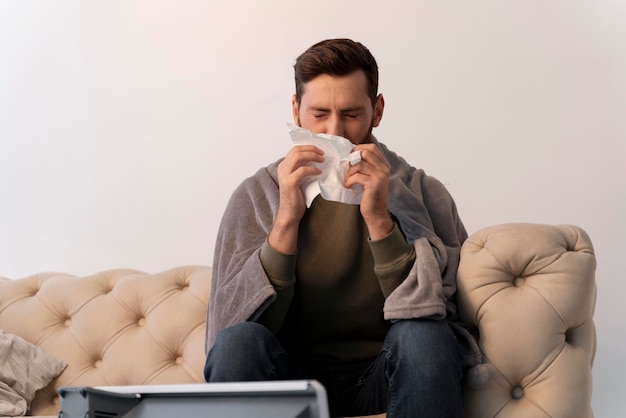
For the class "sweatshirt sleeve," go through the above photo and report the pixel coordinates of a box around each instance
[256,241,297,333]
[369,223,416,298]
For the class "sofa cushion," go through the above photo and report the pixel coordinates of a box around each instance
[0,330,67,416]
[0,266,212,416]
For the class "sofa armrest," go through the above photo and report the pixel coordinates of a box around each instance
[457,223,596,418]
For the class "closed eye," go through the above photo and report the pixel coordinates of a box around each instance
[342,108,364,118]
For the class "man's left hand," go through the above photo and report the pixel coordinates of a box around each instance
[345,143,395,240]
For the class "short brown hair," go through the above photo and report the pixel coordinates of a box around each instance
[294,38,379,107]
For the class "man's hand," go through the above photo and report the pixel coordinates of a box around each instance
[345,144,395,240]
[269,145,324,253]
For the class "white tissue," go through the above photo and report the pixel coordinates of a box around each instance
[288,124,364,207]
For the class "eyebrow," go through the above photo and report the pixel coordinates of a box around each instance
[309,105,366,113]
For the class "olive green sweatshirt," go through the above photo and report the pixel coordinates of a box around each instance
[258,196,416,364]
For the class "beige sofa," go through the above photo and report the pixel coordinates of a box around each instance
[0,223,596,417]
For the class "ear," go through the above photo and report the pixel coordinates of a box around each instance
[372,94,385,128]
[291,94,300,125]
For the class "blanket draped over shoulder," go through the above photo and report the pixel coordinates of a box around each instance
[206,138,487,383]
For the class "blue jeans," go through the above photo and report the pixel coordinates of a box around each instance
[204,319,463,418]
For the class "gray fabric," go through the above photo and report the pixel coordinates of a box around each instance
[0,330,67,416]
[205,138,483,374]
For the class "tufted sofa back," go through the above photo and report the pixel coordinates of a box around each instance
[457,224,596,418]
[1,224,596,417]
[0,266,211,416]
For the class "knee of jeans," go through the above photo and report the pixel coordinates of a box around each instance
[213,322,271,349]
[205,322,277,381]
[384,320,459,362]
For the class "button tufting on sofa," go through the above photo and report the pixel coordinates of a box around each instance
[0,266,212,416]
[458,223,596,418]
[511,386,524,400]
[0,225,596,418]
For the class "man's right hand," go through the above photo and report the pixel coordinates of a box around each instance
[268,145,324,254]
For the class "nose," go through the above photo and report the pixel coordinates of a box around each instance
[326,114,345,137]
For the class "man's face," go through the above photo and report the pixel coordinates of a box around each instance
[292,70,384,145]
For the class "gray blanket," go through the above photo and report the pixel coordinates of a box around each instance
[206,138,488,385]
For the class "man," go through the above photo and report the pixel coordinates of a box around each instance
[204,39,477,417]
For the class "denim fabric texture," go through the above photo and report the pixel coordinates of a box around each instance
[204,319,463,417]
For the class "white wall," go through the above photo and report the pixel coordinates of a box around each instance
[1,1,624,414]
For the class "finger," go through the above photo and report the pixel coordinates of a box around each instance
[354,144,389,168]
[345,157,388,179]
[279,158,322,190]
[353,144,380,159]
[345,159,389,189]
[289,145,325,158]
[281,151,324,175]
[286,145,324,162]
[344,171,365,189]
[293,165,322,179]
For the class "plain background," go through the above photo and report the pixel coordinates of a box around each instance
[1,1,624,415]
